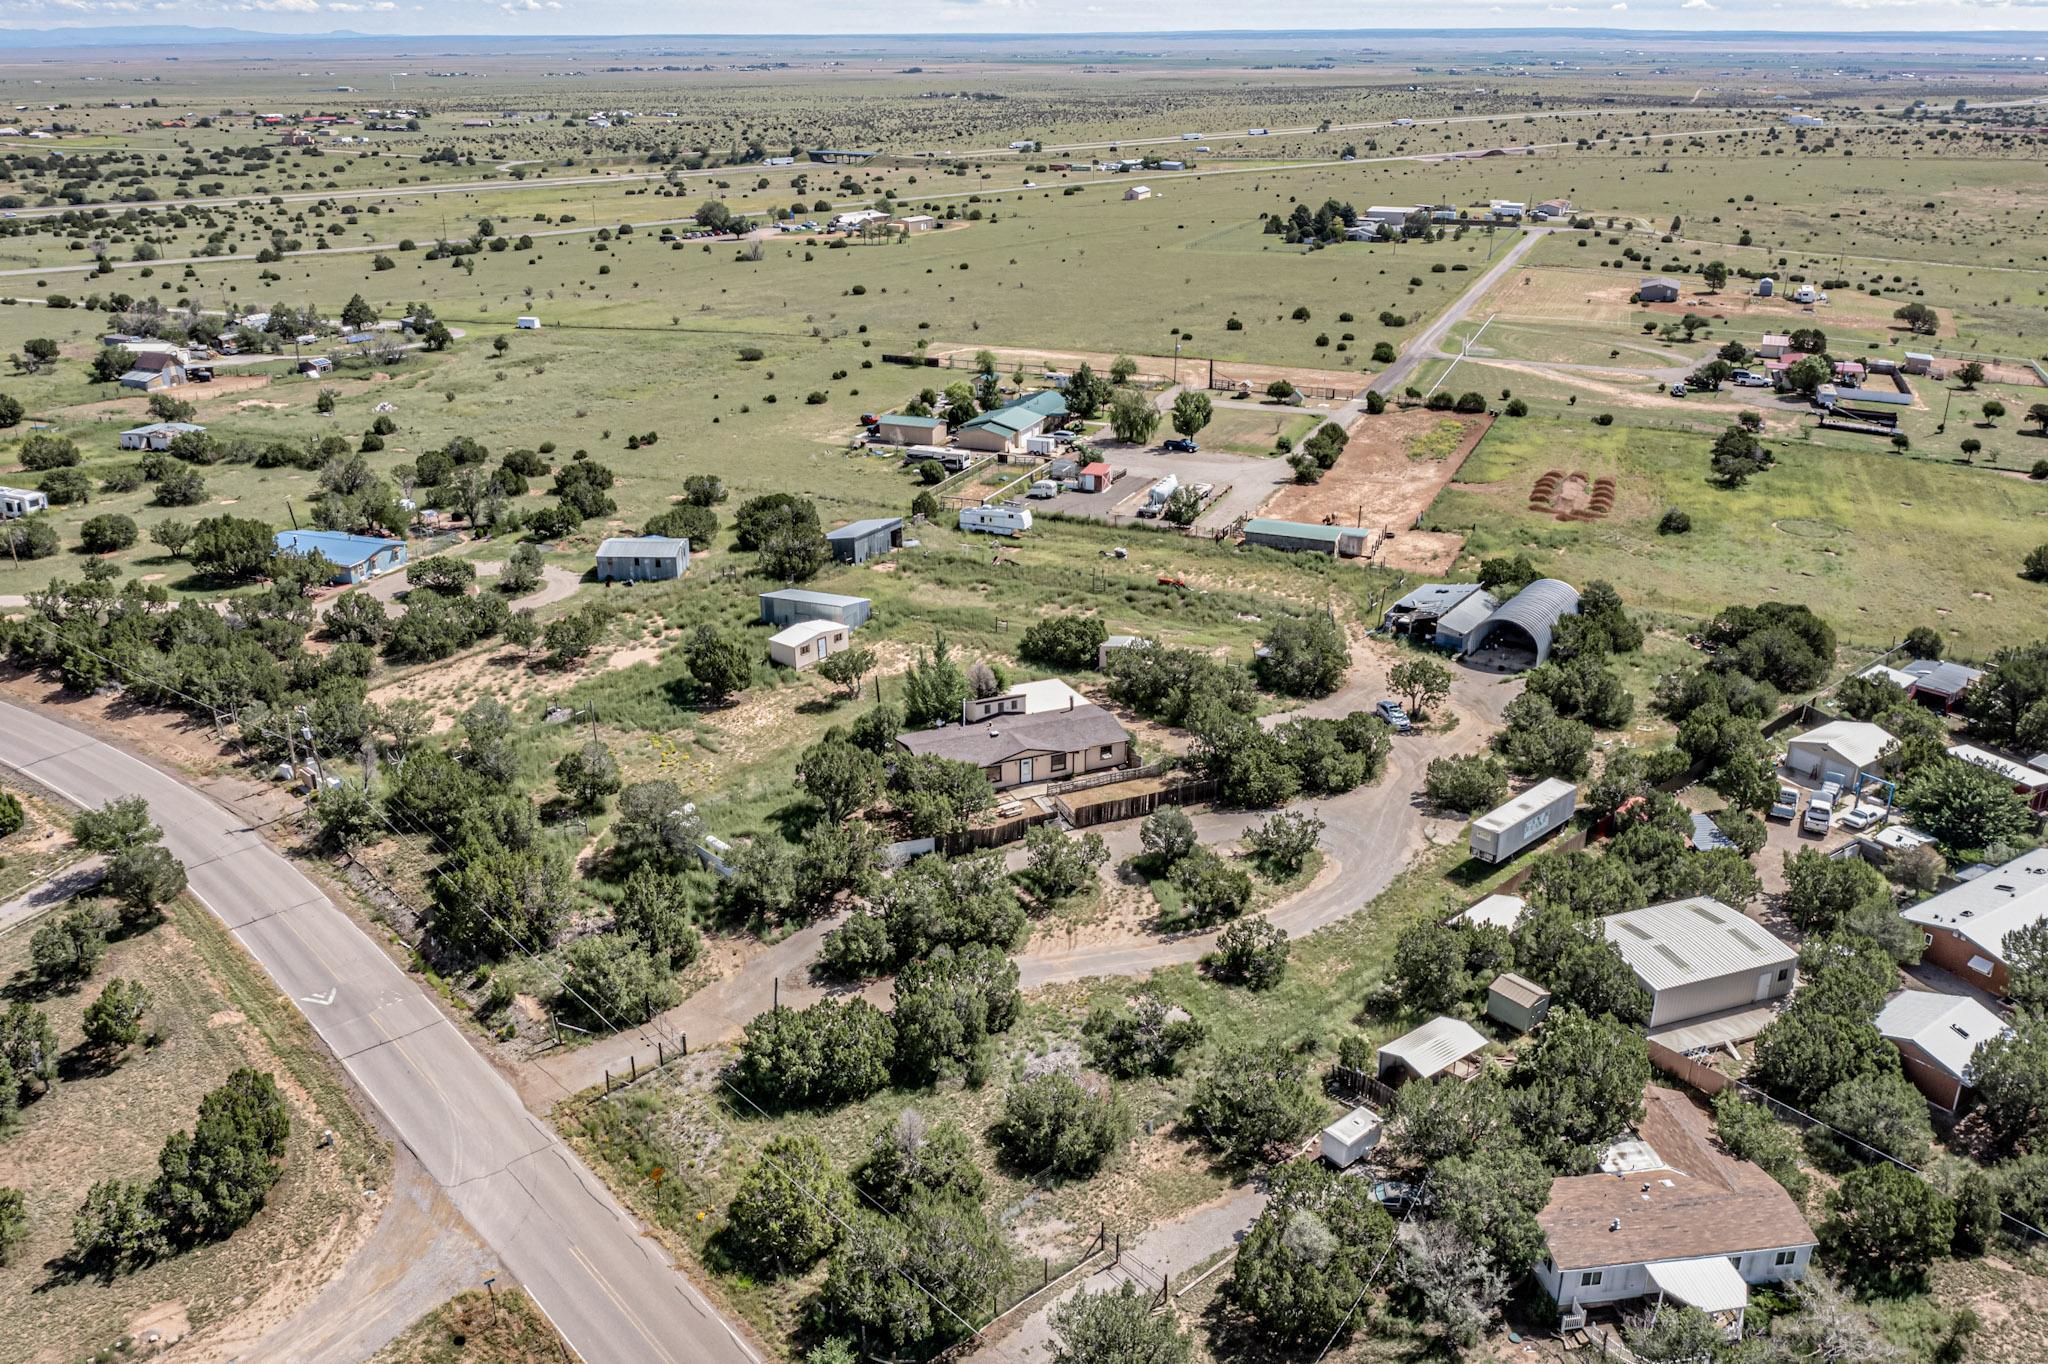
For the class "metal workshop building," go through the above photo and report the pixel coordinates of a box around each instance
[826,517,905,565]
[758,589,872,630]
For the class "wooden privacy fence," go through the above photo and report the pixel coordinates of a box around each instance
[1056,776,1218,828]
[941,806,1056,854]
[1646,1040,1734,1096]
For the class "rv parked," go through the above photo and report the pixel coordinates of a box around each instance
[959,505,1033,536]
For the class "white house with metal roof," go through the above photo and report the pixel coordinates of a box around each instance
[1783,720,1895,789]
[118,420,206,451]
[595,535,689,582]
[963,677,1089,725]
[1600,898,1797,1030]
[1874,990,2009,1113]
[768,619,850,671]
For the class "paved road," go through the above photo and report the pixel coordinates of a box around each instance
[1363,226,1552,401]
[0,700,759,1364]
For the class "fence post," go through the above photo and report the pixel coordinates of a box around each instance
[657,1042,664,1068]
[604,1069,611,1093]
[630,1055,637,1083]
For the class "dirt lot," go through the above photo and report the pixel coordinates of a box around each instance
[1478,266,1952,338]
[1255,409,1490,572]
[59,374,277,423]
[926,342,1369,396]
[0,894,386,1364]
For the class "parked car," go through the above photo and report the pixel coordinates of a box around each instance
[1162,437,1199,453]
[1733,370,1770,387]
[1838,802,1886,832]
[1769,784,1799,821]
[1027,480,1059,499]
[1375,700,1413,733]
[1669,382,1687,397]
[187,367,214,383]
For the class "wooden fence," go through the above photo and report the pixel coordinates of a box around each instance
[1056,776,1218,828]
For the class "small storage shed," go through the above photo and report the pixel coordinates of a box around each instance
[1320,1106,1383,1168]
[826,517,905,565]
[595,535,690,583]
[1078,462,1113,493]
[1377,1016,1488,1086]
[1636,277,1681,303]
[768,619,850,671]
[1487,972,1552,1033]
[1098,634,1146,670]
[119,421,206,451]
[759,589,872,630]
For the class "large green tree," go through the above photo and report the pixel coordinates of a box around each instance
[1230,1162,1396,1345]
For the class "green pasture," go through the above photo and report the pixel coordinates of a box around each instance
[1426,413,2048,658]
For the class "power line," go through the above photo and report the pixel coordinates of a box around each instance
[8,605,1036,1357]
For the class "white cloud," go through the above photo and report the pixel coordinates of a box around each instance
[1681,0,1716,8]
[1611,2,1627,8]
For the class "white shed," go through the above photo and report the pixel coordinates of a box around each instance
[768,619,849,671]
[1320,1106,1383,1168]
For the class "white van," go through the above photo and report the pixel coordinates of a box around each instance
[516,316,542,330]
[960,505,1033,536]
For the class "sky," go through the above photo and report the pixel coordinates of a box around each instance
[6,0,2048,34]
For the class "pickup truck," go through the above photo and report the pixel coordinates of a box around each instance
[1769,784,1799,821]
[1802,795,1835,836]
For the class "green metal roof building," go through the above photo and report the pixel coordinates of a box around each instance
[1241,517,1374,558]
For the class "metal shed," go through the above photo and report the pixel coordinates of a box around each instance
[758,589,872,630]
[1487,972,1552,1033]
[1241,518,1374,558]
[825,517,905,565]
[1462,579,1580,668]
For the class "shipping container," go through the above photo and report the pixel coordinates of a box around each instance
[1469,778,1577,863]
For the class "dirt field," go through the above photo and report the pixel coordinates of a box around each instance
[1476,266,1951,338]
[370,1288,565,1364]
[1255,408,1490,572]
[926,342,1369,395]
[0,895,385,1364]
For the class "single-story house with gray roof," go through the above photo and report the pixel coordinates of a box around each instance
[596,535,690,582]
[896,702,1131,790]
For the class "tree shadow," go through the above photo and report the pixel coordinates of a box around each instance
[765,798,822,845]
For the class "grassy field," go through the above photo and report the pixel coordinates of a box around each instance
[371,1288,565,1364]
[1425,412,2048,658]
[0,894,385,1364]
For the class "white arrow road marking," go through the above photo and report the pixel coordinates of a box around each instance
[301,987,337,1006]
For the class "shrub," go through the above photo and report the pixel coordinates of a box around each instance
[79,513,137,553]
[1205,918,1290,990]
[991,1072,1131,1177]
[1658,507,1692,535]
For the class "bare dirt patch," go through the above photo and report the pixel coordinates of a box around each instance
[1256,409,1490,537]
[59,375,274,423]
[1376,529,1466,574]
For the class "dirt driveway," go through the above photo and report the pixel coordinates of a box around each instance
[1255,409,1490,571]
